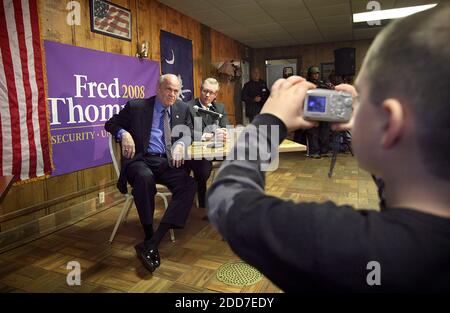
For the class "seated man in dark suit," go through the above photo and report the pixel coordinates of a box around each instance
[185,78,229,216]
[105,74,196,273]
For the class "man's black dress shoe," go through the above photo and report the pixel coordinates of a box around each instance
[134,243,160,272]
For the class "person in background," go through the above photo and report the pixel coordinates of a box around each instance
[105,74,196,273]
[242,68,270,123]
[305,66,333,158]
[207,5,450,292]
[185,78,229,217]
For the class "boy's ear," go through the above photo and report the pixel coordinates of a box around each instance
[381,99,404,148]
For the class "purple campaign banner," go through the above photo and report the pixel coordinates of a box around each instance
[44,41,160,176]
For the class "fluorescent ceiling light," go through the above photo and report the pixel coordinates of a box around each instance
[353,4,437,23]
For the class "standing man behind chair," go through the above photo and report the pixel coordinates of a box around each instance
[242,68,270,123]
[105,74,196,273]
[186,78,229,215]
[305,66,333,159]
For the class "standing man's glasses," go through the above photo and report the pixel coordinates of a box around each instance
[201,89,216,96]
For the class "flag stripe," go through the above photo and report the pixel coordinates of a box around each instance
[0,0,51,180]
[0,0,22,176]
[96,6,130,36]
[5,0,30,179]
[0,51,9,176]
[29,0,51,175]
[14,0,37,179]
[22,0,43,176]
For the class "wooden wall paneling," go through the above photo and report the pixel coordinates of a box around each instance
[1,180,46,216]
[200,24,212,81]
[190,20,203,98]
[149,0,166,62]
[0,209,47,232]
[72,0,104,52]
[101,0,132,55]
[252,40,372,81]
[165,5,182,35]
[129,0,138,57]
[45,172,81,214]
[82,165,114,191]
[40,0,73,44]
[210,29,244,126]
[0,0,247,249]
[40,0,80,208]
[136,0,151,55]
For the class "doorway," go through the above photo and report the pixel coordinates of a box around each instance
[265,59,297,89]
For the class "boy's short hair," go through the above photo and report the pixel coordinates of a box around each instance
[363,5,450,181]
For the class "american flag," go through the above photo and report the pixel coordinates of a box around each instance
[93,0,130,39]
[0,0,52,181]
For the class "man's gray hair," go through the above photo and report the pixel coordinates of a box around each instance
[201,77,220,92]
[158,73,181,88]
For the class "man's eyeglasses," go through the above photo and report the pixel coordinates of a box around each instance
[201,89,216,96]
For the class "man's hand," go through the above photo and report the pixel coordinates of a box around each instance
[254,96,262,102]
[260,76,318,131]
[121,131,135,159]
[171,143,185,168]
[214,128,228,142]
[331,84,359,132]
[202,132,214,141]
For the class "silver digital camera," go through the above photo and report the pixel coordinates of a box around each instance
[303,89,352,122]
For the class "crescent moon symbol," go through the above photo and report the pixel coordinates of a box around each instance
[165,49,175,64]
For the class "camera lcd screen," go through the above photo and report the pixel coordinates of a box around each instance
[307,95,326,113]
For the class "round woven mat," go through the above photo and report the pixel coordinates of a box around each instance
[216,261,262,286]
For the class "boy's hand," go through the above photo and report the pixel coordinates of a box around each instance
[260,76,318,131]
[331,84,359,132]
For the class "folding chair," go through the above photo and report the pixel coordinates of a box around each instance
[108,135,175,243]
[208,161,222,183]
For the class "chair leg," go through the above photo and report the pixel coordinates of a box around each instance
[123,197,133,223]
[169,229,175,242]
[109,196,133,244]
[306,136,310,156]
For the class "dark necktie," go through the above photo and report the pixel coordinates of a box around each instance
[162,108,172,161]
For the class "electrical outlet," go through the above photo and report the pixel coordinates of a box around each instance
[98,191,105,204]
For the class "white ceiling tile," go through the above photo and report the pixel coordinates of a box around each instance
[158,0,211,13]
[351,0,396,13]
[231,14,275,25]
[395,0,442,7]
[263,33,294,41]
[219,3,266,16]
[323,33,354,42]
[205,19,240,30]
[279,18,318,30]
[155,0,436,47]
[268,10,311,22]
[256,0,311,19]
[292,32,323,40]
[246,23,285,33]
[304,0,348,7]
[308,3,351,16]
[189,9,230,22]
[207,0,255,8]
[315,14,353,25]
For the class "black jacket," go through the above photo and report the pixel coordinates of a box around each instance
[186,98,230,140]
[207,114,450,293]
[105,96,193,193]
[241,80,270,118]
